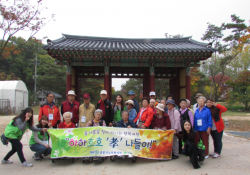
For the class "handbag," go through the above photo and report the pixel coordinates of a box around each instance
[1,134,10,145]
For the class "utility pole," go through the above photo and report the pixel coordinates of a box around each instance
[34,53,37,105]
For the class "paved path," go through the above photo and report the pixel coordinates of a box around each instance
[228,132,250,138]
[1,115,250,174]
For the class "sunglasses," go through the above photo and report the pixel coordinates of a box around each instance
[126,104,133,106]
[83,98,90,100]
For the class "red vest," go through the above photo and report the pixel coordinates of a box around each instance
[61,100,79,123]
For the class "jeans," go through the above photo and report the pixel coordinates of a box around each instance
[182,148,189,156]
[211,130,223,155]
[4,138,26,163]
[30,143,51,157]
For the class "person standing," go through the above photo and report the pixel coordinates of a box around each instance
[79,94,95,127]
[134,97,154,129]
[194,96,212,159]
[38,93,60,128]
[149,99,156,115]
[193,93,203,115]
[2,108,47,167]
[179,99,194,153]
[161,99,168,114]
[128,90,140,114]
[206,99,227,158]
[61,90,79,127]
[112,94,125,123]
[97,90,113,126]
[125,100,137,123]
[166,99,181,159]
[149,91,158,107]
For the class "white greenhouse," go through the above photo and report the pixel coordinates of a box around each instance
[0,80,28,115]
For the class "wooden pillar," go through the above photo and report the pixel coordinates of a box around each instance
[66,65,72,98]
[149,66,155,92]
[143,69,150,97]
[179,68,186,100]
[104,65,111,100]
[74,67,79,102]
[186,67,191,105]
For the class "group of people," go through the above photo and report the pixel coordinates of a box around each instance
[1,90,227,169]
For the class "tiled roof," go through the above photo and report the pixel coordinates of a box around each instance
[43,34,215,53]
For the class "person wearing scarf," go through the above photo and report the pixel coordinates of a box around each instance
[58,112,76,128]
[206,99,227,158]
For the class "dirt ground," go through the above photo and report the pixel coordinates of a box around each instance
[0,115,250,175]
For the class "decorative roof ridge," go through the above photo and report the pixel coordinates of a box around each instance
[60,34,192,43]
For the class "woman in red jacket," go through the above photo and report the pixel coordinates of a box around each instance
[206,99,227,158]
[134,97,154,129]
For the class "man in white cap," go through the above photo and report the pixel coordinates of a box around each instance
[149,91,158,107]
[61,90,80,127]
[96,90,114,126]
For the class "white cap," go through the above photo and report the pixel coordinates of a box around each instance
[100,90,107,95]
[66,90,76,96]
[149,91,156,96]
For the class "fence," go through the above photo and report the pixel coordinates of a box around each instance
[0,99,11,115]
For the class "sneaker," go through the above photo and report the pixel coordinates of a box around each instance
[209,152,216,156]
[212,153,221,158]
[32,155,42,161]
[39,155,44,159]
[1,160,13,164]
[172,155,179,159]
[22,161,33,167]
[205,155,209,159]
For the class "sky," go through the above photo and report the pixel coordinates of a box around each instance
[10,0,250,91]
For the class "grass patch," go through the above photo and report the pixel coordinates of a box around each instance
[222,111,250,116]
[30,105,40,115]
[227,120,250,131]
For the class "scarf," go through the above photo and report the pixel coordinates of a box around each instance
[64,122,72,128]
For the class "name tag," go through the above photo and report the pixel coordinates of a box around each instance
[49,114,53,120]
[81,116,86,122]
[136,119,139,125]
[197,119,202,126]
[70,112,73,118]
[42,141,49,145]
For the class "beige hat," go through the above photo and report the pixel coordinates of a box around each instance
[100,90,107,95]
[125,100,134,107]
[66,90,76,96]
[155,103,165,112]
[194,93,202,98]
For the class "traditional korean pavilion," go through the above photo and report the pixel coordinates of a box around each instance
[43,34,215,103]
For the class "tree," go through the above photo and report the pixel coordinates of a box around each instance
[36,57,66,98]
[226,70,250,111]
[201,14,249,101]
[80,78,104,106]
[155,78,169,100]
[190,67,211,104]
[121,78,143,102]
[0,72,19,80]
[0,0,54,62]
[0,37,48,91]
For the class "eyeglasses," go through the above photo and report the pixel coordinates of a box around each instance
[126,104,133,106]
[48,96,54,98]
